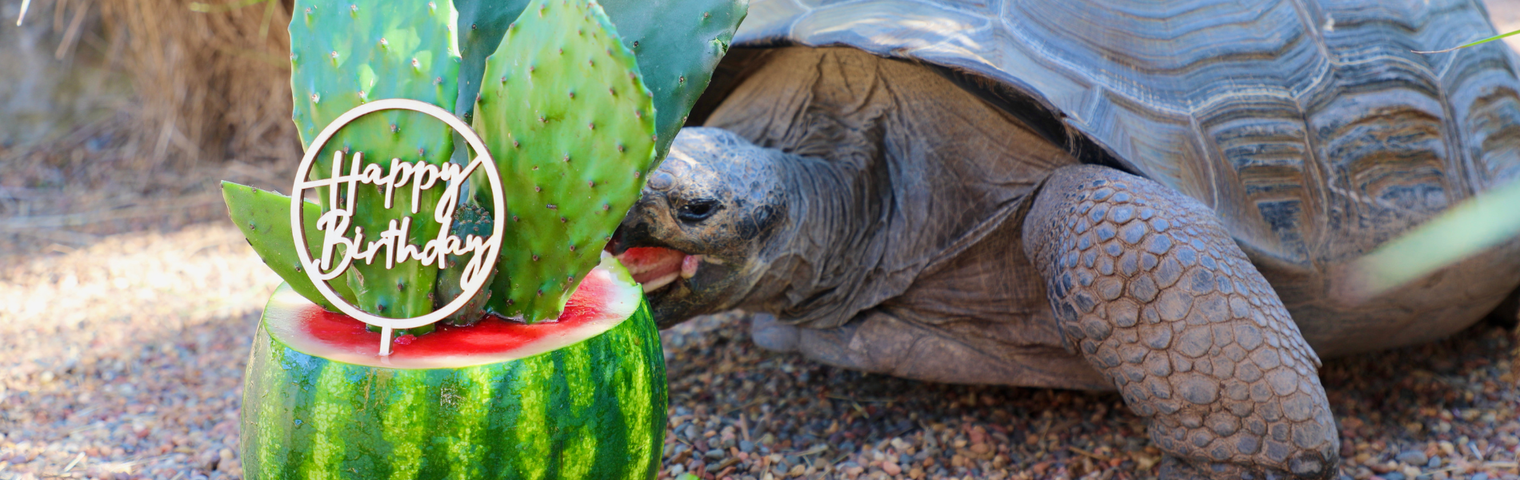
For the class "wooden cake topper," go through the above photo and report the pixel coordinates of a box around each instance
[289,99,505,356]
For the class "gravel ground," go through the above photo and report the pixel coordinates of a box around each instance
[6,3,1520,479]
[1,223,1517,480]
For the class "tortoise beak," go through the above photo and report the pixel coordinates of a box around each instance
[609,191,666,255]
[607,220,646,256]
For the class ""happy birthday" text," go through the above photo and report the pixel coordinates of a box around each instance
[294,151,500,287]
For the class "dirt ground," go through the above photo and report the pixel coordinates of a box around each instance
[6,3,1520,480]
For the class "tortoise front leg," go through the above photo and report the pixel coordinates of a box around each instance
[1023,165,1339,480]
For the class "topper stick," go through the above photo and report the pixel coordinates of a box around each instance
[379,327,393,356]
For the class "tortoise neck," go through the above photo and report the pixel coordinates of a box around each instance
[743,150,891,325]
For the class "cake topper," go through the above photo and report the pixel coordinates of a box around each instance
[289,98,505,356]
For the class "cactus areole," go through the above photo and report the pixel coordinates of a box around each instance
[288,98,506,355]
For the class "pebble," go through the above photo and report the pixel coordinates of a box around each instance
[1397,450,1428,466]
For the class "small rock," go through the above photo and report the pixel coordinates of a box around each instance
[882,461,901,475]
[705,449,724,460]
[1397,450,1428,466]
[1383,473,1406,480]
[739,440,754,453]
[1427,456,1441,469]
[197,449,218,470]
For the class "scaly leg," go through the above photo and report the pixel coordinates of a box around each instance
[1023,165,1339,479]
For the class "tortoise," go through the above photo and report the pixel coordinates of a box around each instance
[608,0,1520,478]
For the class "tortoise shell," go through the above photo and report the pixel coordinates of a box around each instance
[698,0,1520,354]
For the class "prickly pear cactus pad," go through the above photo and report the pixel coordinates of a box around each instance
[451,0,748,165]
[289,0,460,325]
[472,0,659,323]
[599,0,747,163]
[435,201,498,326]
[222,181,356,311]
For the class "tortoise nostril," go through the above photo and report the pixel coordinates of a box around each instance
[648,171,675,191]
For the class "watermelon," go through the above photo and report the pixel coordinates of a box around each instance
[239,253,667,479]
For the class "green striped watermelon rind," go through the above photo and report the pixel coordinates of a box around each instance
[240,261,667,479]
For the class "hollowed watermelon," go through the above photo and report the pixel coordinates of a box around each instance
[239,254,667,479]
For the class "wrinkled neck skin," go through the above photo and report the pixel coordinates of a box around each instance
[736,149,887,324]
[657,47,1074,328]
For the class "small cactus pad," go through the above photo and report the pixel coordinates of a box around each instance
[472,0,658,323]
[434,202,498,326]
[221,181,356,311]
[289,0,460,321]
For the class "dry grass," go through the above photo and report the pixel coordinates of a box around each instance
[1,0,300,257]
[94,0,297,170]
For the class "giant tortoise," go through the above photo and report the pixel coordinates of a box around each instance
[609,0,1520,478]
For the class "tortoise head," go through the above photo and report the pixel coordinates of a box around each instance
[610,127,790,327]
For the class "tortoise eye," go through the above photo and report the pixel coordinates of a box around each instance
[676,200,720,223]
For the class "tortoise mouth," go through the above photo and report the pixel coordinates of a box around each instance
[618,246,693,293]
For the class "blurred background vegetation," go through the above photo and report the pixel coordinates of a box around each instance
[0,0,298,255]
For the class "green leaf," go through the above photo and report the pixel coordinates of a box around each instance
[1343,178,1520,300]
[1414,29,1520,54]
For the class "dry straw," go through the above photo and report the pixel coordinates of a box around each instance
[96,0,298,170]
[8,0,298,176]
[1,0,301,253]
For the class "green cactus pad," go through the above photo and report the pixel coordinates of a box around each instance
[472,0,658,323]
[599,0,747,164]
[289,0,460,323]
[434,202,498,326]
[452,0,747,166]
[453,0,531,126]
[221,181,355,311]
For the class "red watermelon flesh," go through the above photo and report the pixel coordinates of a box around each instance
[263,254,642,369]
[619,246,691,292]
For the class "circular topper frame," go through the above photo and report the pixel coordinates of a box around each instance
[289,98,505,355]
